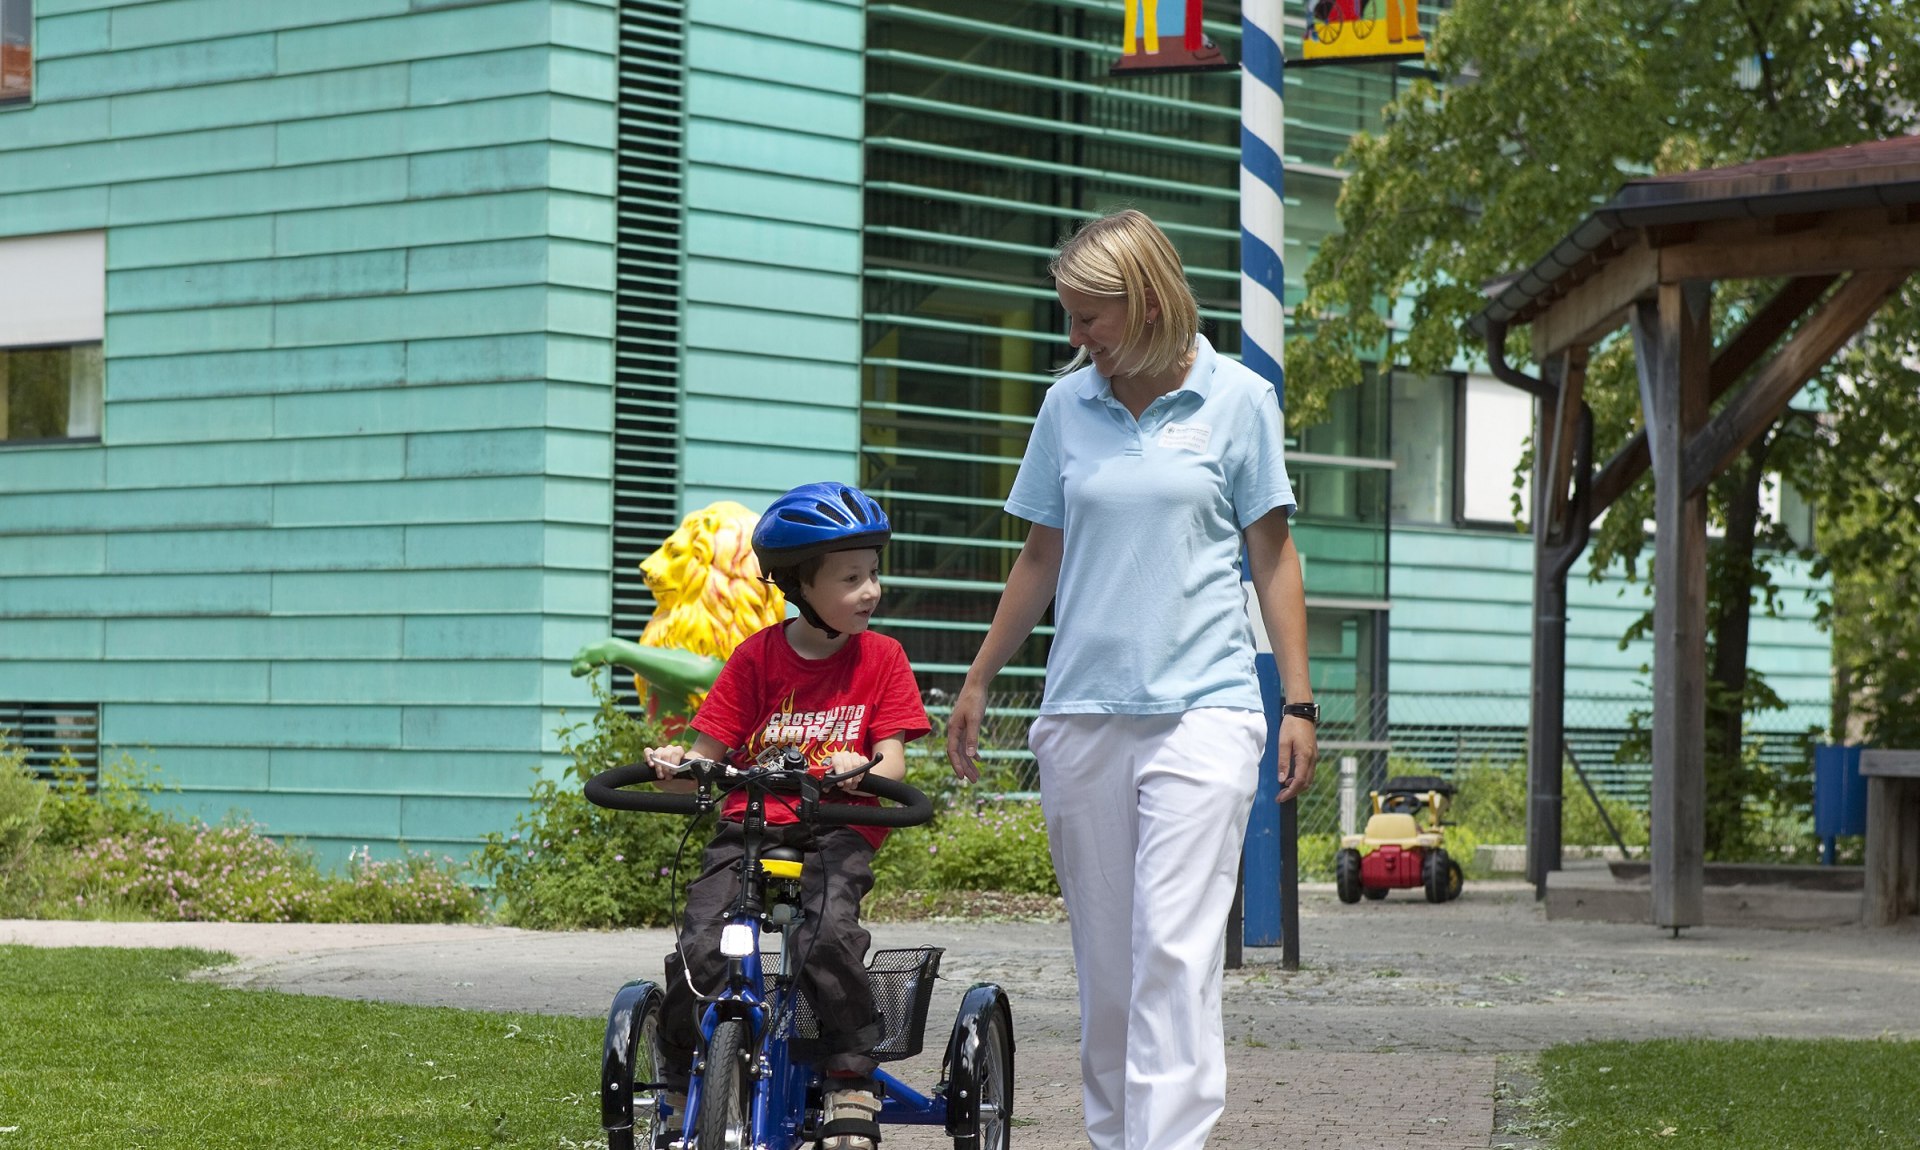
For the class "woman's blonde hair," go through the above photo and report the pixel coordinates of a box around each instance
[1049,208,1199,379]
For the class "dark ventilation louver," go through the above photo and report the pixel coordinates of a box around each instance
[612,0,690,689]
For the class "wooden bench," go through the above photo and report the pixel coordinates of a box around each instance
[1860,750,1920,926]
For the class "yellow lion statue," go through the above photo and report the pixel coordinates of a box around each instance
[571,501,787,718]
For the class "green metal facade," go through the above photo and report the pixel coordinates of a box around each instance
[0,0,624,863]
[0,0,1833,858]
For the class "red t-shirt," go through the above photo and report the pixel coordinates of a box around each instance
[691,622,931,848]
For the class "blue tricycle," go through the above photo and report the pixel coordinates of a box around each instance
[585,749,1015,1150]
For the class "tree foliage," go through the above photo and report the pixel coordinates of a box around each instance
[1292,0,1920,852]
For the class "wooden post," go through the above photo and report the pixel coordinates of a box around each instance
[1525,351,1582,895]
[1632,281,1711,931]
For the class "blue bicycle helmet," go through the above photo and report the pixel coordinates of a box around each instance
[752,482,891,569]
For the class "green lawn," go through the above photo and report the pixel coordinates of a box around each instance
[1533,1037,1920,1148]
[0,946,606,1149]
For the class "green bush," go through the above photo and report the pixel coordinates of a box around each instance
[1447,761,1649,850]
[318,846,487,924]
[878,796,1058,897]
[476,682,690,930]
[37,750,174,848]
[0,746,45,914]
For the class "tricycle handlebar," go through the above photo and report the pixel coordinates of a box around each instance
[584,762,934,828]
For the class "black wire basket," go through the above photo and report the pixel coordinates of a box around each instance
[785,946,944,1063]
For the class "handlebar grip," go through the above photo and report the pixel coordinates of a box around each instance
[584,764,703,815]
[814,774,934,828]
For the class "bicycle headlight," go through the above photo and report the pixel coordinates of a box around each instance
[720,923,755,959]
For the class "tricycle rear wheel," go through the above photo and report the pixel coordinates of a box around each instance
[958,1004,1013,1150]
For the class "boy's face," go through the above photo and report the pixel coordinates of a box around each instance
[802,549,882,636]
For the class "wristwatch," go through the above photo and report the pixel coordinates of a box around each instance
[1281,701,1320,724]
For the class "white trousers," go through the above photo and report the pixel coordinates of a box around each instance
[1029,708,1265,1150]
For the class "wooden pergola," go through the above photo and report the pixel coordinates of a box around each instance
[1467,136,1920,930]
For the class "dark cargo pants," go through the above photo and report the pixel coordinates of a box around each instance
[660,821,884,1085]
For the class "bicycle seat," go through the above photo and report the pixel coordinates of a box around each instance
[761,846,804,879]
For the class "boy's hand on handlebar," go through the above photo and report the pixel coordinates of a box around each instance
[643,745,685,780]
[824,750,870,791]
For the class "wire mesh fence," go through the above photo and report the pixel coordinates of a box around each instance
[922,688,1827,839]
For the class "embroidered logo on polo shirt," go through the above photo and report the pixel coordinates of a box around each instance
[1157,423,1212,452]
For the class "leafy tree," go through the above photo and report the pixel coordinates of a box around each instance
[1292,0,1920,854]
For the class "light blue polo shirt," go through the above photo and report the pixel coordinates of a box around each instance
[1006,335,1297,715]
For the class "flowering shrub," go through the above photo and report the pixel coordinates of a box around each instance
[62,823,482,924]
[477,681,690,929]
[878,795,1059,897]
[3,743,482,924]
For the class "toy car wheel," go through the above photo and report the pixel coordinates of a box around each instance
[1362,886,1388,901]
[1445,855,1465,901]
[1423,849,1457,903]
[1335,848,1363,904]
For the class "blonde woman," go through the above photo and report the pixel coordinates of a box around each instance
[946,209,1318,1150]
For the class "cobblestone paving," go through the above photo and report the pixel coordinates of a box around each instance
[8,880,1919,1148]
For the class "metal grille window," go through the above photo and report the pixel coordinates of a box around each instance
[862,1,1407,688]
[1,702,98,783]
[612,0,689,671]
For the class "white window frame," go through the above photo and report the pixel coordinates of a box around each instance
[0,230,106,444]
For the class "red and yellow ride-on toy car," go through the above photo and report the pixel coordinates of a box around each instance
[1335,775,1465,904]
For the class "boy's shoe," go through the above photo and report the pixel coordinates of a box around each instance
[657,1091,687,1150]
[819,1083,883,1149]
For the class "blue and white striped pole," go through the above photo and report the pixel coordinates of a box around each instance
[1239,0,1287,400]
[1239,0,1293,954]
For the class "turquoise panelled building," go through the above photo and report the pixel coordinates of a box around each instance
[0,0,1830,860]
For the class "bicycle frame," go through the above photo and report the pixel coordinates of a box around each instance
[674,764,952,1150]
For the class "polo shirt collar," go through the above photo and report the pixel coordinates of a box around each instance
[1073,334,1218,403]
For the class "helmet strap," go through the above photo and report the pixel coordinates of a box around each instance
[769,572,840,641]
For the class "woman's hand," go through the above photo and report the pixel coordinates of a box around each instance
[1275,716,1318,803]
[944,682,987,783]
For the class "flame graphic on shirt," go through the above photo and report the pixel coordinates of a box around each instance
[751,691,867,769]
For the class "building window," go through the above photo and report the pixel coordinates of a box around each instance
[0,231,105,444]
[1390,372,1533,529]
[1389,371,1455,524]
[0,0,30,108]
[1459,374,1532,527]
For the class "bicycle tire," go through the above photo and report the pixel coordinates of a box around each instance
[697,1019,753,1150]
[604,986,668,1150]
[957,1005,1013,1150]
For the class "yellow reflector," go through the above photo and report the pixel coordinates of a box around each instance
[760,859,803,879]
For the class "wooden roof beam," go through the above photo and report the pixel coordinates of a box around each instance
[1584,273,1837,516]
[1659,206,1920,282]
[1530,239,1658,361]
[1683,266,1912,495]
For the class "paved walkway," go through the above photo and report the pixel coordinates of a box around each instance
[7,880,1919,1148]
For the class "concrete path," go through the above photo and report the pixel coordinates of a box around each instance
[7,880,1919,1148]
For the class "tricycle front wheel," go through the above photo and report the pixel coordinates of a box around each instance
[698,1019,753,1150]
